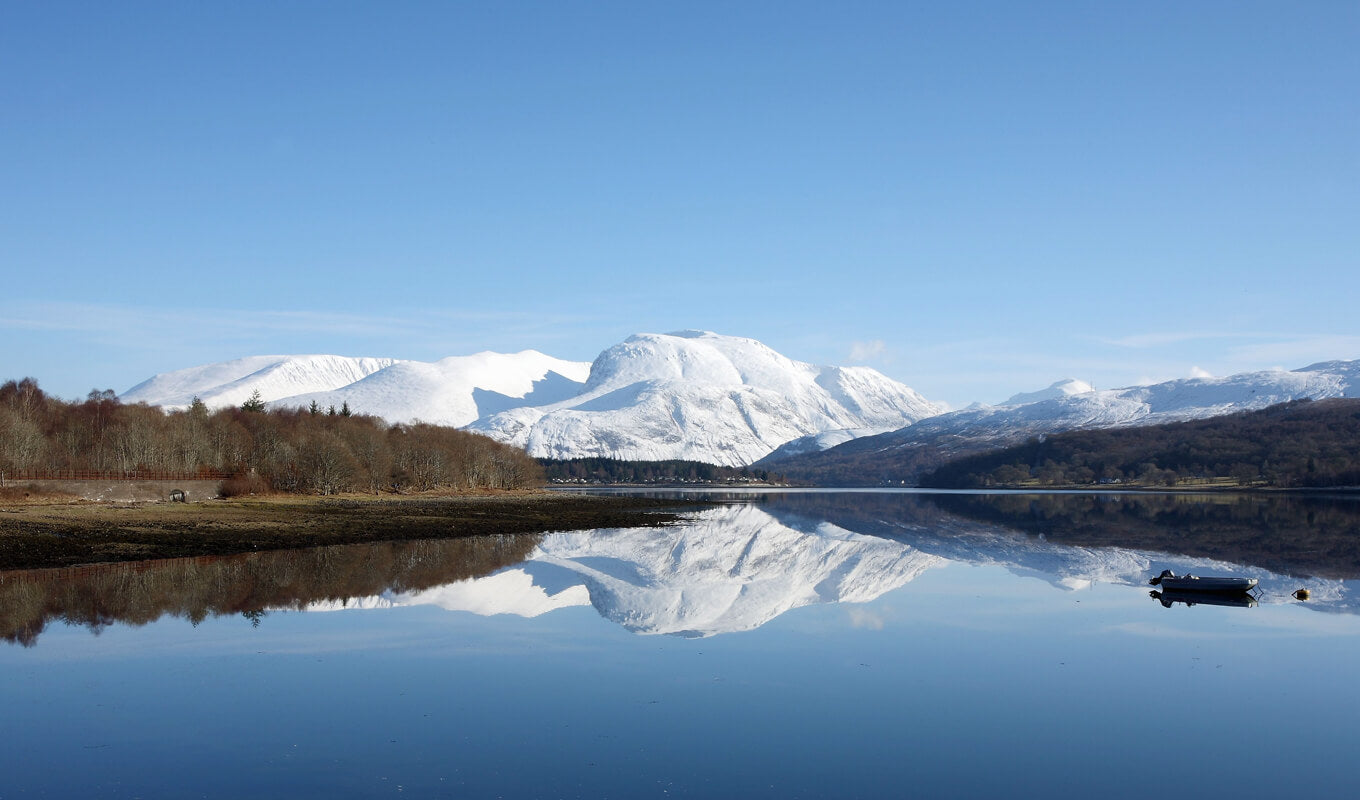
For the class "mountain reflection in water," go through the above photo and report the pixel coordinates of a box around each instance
[6,490,1360,646]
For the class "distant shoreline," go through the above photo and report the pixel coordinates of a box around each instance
[0,491,701,572]
[903,483,1360,494]
[553,482,1360,494]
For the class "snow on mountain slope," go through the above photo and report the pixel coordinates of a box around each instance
[275,351,590,427]
[757,427,898,462]
[1001,378,1094,407]
[122,351,591,427]
[922,361,1359,444]
[121,354,403,411]
[468,331,944,465]
[118,331,938,461]
[762,358,1360,468]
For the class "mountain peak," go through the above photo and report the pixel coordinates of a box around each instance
[471,331,944,465]
[1002,378,1094,407]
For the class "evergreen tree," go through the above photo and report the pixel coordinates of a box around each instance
[241,390,266,413]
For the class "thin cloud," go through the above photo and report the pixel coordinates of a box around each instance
[848,339,888,362]
[846,607,885,630]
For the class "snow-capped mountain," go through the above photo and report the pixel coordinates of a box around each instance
[268,352,590,428]
[123,351,592,428]
[122,333,1357,472]
[120,331,941,464]
[760,359,1360,475]
[121,354,404,411]
[1000,378,1095,407]
[467,331,944,465]
[899,359,1360,447]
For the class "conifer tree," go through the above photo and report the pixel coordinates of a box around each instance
[241,390,266,413]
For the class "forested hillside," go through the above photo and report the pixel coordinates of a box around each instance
[919,399,1360,489]
[0,378,541,495]
[540,457,783,485]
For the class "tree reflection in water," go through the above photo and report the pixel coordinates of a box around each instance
[0,534,540,647]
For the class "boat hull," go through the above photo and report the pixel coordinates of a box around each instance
[1157,577,1258,593]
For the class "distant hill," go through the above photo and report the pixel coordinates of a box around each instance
[761,359,1360,485]
[917,398,1360,489]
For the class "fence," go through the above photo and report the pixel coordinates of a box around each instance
[0,468,230,486]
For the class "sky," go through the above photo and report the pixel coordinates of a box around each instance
[2,1,1357,409]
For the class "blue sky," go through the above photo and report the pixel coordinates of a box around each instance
[2,1,1357,408]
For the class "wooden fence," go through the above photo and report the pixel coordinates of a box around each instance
[0,468,230,485]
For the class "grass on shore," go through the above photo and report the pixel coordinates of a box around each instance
[0,489,699,572]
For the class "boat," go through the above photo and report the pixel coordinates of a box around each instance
[1148,569,1258,593]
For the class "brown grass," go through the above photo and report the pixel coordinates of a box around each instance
[0,484,81,505]
[0,490,703,571]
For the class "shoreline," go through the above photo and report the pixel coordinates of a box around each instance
[0,490,702,572]
[911,483,1360,494]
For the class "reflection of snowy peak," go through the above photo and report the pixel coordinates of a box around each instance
[765,499,1360,613]
[528,505,940,636]
[469,331,943,466]
[304,493,1360,632]
[310,568,591,617]
[310,504,942,636]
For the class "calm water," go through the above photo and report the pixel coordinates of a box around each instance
[4,490,1360,798]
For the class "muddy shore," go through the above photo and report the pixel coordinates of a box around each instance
[0,491,699,571]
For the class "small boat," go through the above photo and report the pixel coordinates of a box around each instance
[1148,569,1257,593]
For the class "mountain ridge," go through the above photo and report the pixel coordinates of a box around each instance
[120,331,944,467]
[760,359,1360,484]
[119,333,1358,474]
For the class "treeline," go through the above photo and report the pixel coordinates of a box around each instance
[923,492,1360,580]
[762,443,950,487]
[540,457,784,485]
[919,399,1360,489]
[0,378,541,494]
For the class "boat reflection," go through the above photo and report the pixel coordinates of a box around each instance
[1149,589,1259,609]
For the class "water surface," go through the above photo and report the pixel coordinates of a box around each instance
[4,490,1359,798]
